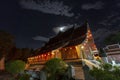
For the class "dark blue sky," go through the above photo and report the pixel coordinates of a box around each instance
[0,0,120,49]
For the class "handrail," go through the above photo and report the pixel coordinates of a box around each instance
[82,59,100,69]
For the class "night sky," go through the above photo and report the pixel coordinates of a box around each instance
[0,0,120,49]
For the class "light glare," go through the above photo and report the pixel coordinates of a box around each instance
[59,27,65,31]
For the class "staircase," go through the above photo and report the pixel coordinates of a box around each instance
[64,59,85,80]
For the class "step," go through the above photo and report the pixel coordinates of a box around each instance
[74,66,85,80]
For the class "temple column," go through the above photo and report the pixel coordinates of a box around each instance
[75,45,82,59]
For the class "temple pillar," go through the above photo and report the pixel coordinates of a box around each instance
[75,45,82,59]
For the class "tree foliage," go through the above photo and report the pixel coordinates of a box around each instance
[0,30,14,59]
[6,47,33,62]
[21,48,32,62]
[44,58,68,80]
[99,48,107,57]
[5,60,26,74]
[18,73,30,80]
[89,63,120,80]
[104,31,120,45]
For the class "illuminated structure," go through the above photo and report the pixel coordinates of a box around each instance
[103,43,120,63]
[28,22,98,64]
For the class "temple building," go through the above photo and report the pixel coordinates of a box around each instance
[103,43,120,63]
[28,22,98,64]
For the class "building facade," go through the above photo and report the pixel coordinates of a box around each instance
[28,22,98,64]
[103,43,120,63]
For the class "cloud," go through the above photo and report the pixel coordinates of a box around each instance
[32,36,49,42]
[93,28,113,47]
[99,20,107,26]
[99,13,120,26]
[111,17,120,23]
[117,3,120,7]
[75,13,81,19]
[53,25,73,34]
[19,0,74,17]
[93,28,111,41]
[107,13,119,19]
[81,1,104,10]
[99,20,112,26]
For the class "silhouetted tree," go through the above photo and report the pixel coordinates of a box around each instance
[45,58,68,80]
[21,48,32,62]
[99,48,107,57]
[0,30,14,70]
[104,31,120,45]
[6,46,17,61]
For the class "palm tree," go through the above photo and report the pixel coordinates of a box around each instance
[0,30,14,70]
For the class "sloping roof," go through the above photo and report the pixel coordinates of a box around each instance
[65,23,87,47]
[39,22,88,54]
[39,27,74,53]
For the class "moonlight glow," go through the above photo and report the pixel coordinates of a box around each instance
[53,25,72,34]
[59,27,66,32]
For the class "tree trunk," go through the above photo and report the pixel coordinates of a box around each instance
[0,56,5,70]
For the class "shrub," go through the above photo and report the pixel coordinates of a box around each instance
[89,63,120,80]
[18,73,30,80]
[44,58,68,80]
[5,60,26,75]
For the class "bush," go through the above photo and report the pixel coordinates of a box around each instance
[44,58,68,80]
[89,63,120,80]
[18,73,30,80]
[5,60,26,75]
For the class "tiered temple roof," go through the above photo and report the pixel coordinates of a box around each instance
[38,22,88,54]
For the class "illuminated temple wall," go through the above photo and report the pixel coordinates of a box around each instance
[60,46,78,60]
[28,28,98,64]
[80,29,98,59]
[51,49,62,59]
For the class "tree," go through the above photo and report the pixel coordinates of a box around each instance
[21,48,32,62]
[5,60,26,75]
[0,30,14,70]
[99,48,107,57]
[44,58,68,80]
[104,31,120,45]
[6,46,16,61]
[6,47,33,62]
[5,60,26,79]
[89,63,120,80]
